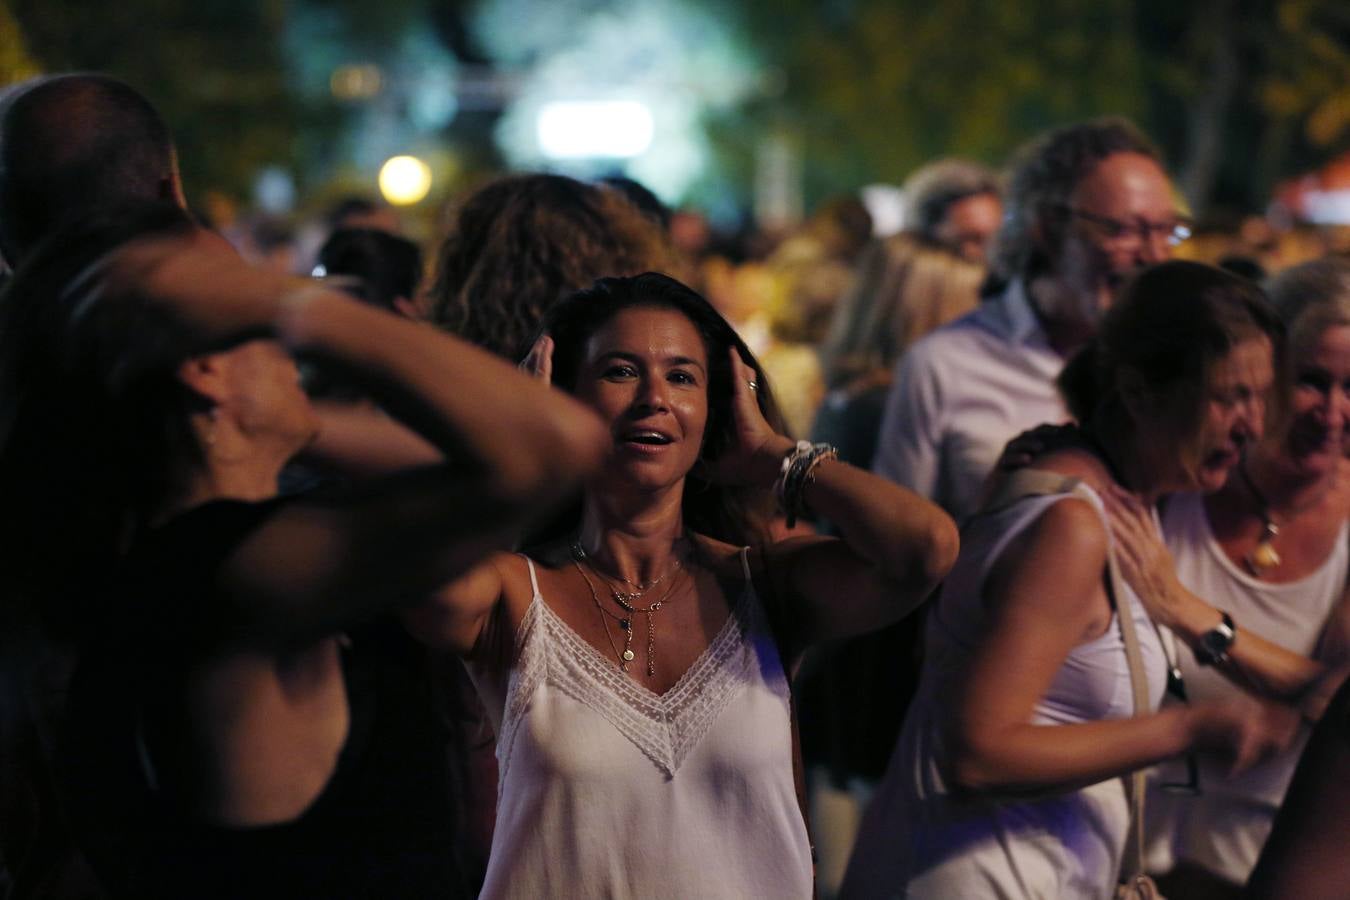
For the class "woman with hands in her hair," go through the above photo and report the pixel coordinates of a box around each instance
[842,261,1299,900]
[405,272,959,899]
[1095,257,1350,896]
[0,204,608,900]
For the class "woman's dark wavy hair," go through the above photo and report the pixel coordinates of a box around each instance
[1059,260,1284,475]
[428,173,669,361]
[0,202,206,637]
[538,272,786,548]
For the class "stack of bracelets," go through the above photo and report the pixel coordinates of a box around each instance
[775,440,839,527]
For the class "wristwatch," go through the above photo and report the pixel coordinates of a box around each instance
[1195,611,1237,666]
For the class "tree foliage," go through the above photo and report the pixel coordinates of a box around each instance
[0,2,41,88]
[713,0,1147,207]
[6,0,300,204]
[712,0,1350,214]
[4,0,1349,215]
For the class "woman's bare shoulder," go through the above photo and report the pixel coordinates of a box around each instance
[688,532,754,578]
[985,496,1110,636]
[1030,445,1117,497]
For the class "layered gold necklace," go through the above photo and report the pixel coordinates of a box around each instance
[570,540,687,677]
[1238,460,1338,575]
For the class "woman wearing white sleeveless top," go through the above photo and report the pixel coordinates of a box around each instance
[406,273,959,898]
[1102,258,1350,896]
[842,262,1298,899]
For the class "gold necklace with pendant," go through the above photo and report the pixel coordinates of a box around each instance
[570,540,687,676]
[1238,461,1336,575]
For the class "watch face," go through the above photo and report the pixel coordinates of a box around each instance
[1200,615,1235,663]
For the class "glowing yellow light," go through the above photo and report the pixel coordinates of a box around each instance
[378,156,433,206]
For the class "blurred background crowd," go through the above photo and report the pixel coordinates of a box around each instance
[6,0,1350,441]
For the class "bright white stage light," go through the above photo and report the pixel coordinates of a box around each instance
[536,101,654,159]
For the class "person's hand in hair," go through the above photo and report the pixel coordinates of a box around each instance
[700,348,793,488]
[519,334,554,385]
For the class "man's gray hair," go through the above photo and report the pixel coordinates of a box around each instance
[902,158,1000,242]
[991,117,1162,282]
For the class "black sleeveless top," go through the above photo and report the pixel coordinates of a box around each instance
[63,500,472,899]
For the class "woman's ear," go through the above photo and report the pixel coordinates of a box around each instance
[175,353,231,405]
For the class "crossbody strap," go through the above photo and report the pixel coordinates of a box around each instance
[1106,546,1151,881]
[980,469,1083,517]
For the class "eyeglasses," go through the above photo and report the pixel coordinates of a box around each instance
[1058,206,1193,248]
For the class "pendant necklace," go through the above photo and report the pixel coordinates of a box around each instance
[572,558,630,666]
[1237,460,1337,575]
[571,544,687,677]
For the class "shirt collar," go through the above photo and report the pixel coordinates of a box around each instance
[991,278,1046,345]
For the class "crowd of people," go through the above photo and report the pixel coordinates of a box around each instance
[0,71,1348,900]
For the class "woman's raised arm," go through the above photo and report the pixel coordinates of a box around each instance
[113,229,607,649]
[707,348,959,646]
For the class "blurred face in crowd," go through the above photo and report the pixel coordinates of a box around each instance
[935,192,1002,264]
[208,338,320,459]
[1047,152,1179,325]
[1283,323,1350,477]
[1154,335,1274,494]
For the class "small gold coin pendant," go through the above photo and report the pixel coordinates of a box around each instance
[1247,540,1282,572]
[622,649,636,661]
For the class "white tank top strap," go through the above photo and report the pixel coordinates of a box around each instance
[520,553,542,600]
[738,545,753,582]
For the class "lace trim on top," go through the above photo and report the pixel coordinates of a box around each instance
[496,564,780,786]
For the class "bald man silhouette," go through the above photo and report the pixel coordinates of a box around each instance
[0,73,184,269]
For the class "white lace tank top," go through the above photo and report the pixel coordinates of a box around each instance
[470,551,814,899]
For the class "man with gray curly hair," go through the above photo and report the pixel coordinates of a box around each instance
[902,158,1002,264]
[873,117,1189,521]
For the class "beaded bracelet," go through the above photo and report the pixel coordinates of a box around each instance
[775,440,838,527]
